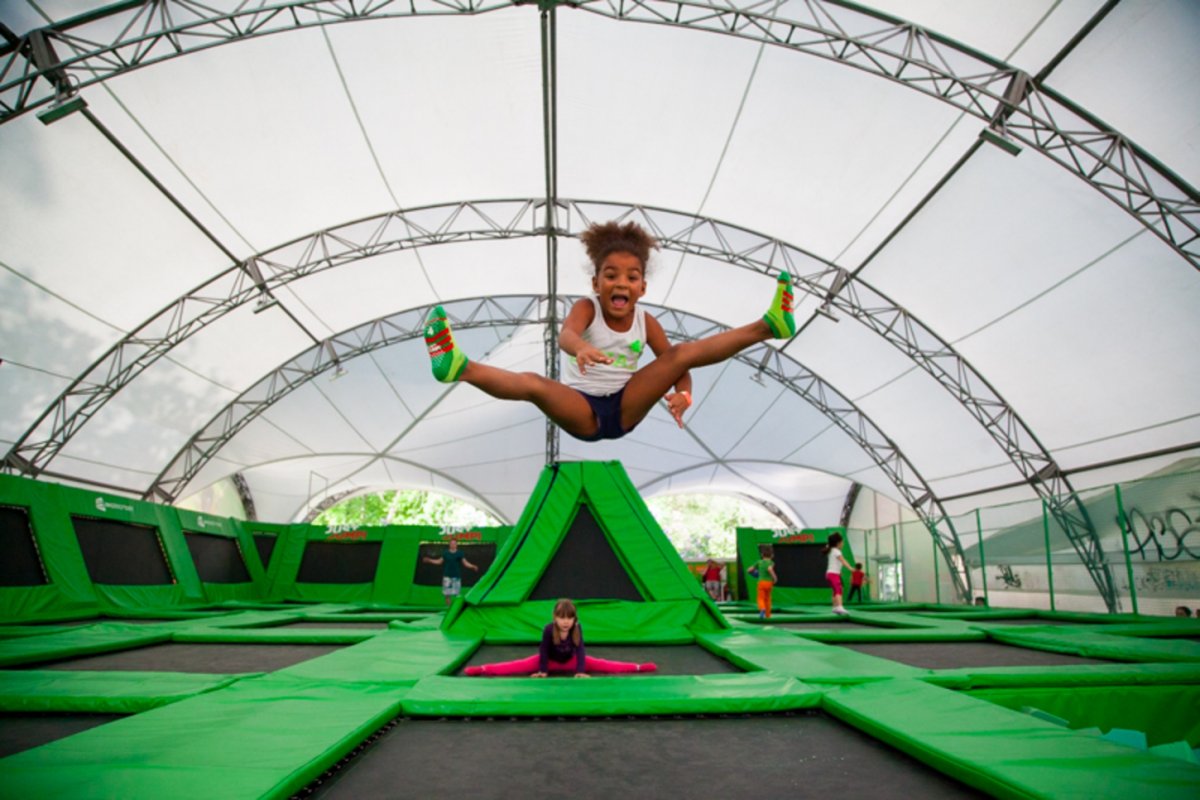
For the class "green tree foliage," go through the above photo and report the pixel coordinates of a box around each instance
[313,490,783,562]
[313,490,499,528]
[644,493,783,560]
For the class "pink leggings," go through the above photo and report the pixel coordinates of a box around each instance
[465,654,655,676]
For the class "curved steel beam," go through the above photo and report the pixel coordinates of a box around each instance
[1,0,1194,271]
[3,198,1110,605]
[145,294,972,600]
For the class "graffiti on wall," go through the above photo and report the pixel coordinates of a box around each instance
[1119,492,1200,562]
[996,564,1022,588]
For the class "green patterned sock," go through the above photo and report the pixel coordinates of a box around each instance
[762,271,796,338]
[424,306,468,383]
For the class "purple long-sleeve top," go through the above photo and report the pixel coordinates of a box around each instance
[539,621,586,674]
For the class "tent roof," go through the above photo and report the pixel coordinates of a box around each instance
[2,0,1198,537]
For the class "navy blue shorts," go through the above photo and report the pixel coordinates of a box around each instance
[570,388,634,442]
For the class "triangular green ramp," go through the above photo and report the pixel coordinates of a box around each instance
[445,461,727,641]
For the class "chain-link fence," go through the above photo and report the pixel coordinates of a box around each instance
[853,469,1200,616]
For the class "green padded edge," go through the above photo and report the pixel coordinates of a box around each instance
[923,662,1200,690]
[302,612,433,623]
[0,676,405,800]
[172,627,377,645]
[0,670,247,713]
[267,628,480,684]
[401,672,823,717]
[823,679,1200,799]
[987,628,1200,663]
[451,599,706,644]
[0,625,172,667]
[967,684,1200,748]
[696,629,926,683]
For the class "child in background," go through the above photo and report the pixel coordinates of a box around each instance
[702,558,723,601]
[424,220,796,441]
[824,533,853,616]
[421,538,479,607]
[464,598,656,676]
[749,545,778,619]
[846,562,868,604]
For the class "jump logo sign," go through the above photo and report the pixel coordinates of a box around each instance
[324,523,367,541]
[94,497,134,514]
[439,525,481,541]
[770,529,815,544]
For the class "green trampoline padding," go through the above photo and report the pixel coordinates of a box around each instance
[988,628,1200,663]
[0,625,172,668]
[0,676,404,800]
[923,661,1200,690]
[401,671,822,716]
[174,627,377,645]
[968,684,1200,748]
[0,670,245,713]
[823,679,1200,800]
[697,629,926,682]
[269,629,479,684]
[451,599,709,644]
[302,612,434,623]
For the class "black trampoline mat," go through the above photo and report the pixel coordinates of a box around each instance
[36,642,345,673]
[837,641,1113,669]
[0,713,125,759]
[776,621,887,631]
[276,621,389,630]
[459,644,741,676]
[308,713,987,799]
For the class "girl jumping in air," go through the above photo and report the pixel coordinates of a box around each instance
[464,598,655,677]
[424,221,796,440]
[824,532,853,616]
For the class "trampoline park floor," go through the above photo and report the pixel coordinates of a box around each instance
[2,603,1200,798]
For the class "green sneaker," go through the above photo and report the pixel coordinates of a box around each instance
[424,306,468,382]
[762,271,796,338]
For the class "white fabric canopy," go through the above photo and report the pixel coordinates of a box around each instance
[2,0,1197,535]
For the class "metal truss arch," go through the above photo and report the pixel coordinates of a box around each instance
[4,197,1111,605]
[145,294,972,600]
[2,0,1195,271]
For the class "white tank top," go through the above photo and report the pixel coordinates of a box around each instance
[563,296,646,397]
[826,546,843,575]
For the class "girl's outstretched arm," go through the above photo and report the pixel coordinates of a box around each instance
[559,299,610,373]
[646,314,692,427]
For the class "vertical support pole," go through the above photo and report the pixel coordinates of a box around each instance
[892,523,899,604]
[863,535,870,602]
[1114,483,1138,616]
[539,1,560,466]
[1042,499,1056,612]
[932,532,941,605]
[975,508,988,608]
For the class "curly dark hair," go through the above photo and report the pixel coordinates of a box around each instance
[579,220,659,274]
